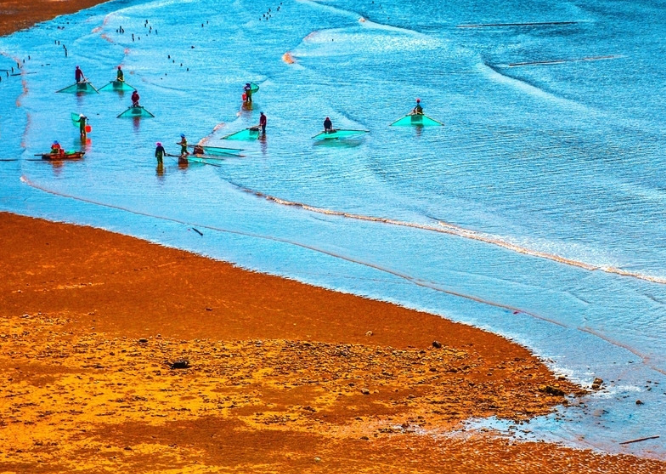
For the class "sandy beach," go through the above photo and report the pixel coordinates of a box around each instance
[2,1,666,471]
[1,211,664,472]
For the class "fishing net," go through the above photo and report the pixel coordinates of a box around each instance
[117,106,155,118]
[312,129,369,140]
[99,81,136,92]
[222,128,260,140]
[56,82,99,93]
[190,145,242,156]
[390,114,443,126]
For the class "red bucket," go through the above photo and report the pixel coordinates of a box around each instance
[85,125,92,133]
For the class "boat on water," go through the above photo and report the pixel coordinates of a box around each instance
[312,129,369,140]
[117,106,155,118]
[56,82,99,94]
[99,80,136,92]
[187,144,243,156]
[37,151,85,161]
[390,113,444,127]
[221,127,261,141]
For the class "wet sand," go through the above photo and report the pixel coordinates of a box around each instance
[1,212,664,472]
[0,0,111,37]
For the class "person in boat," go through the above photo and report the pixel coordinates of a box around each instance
[155,142,165,164]
[75,66,86,83]
[244,83,253,103]
[116,66,124,82]
[178,134,188,156]
[411,98,423,115]
[259,112,267,134]
[192,144,204,155]
[324,116,334,133]
[131,90,140,107]
[75,114,88,137]
[50,141,64,157]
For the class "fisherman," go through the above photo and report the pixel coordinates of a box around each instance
[178,134,188,156]
[131,90,140,107]
[116,66,124,82]
[244,83,253,103]
[259,112,267,134]
[75,114,88,137]
[192,144,204,155]
[324,116,333,133]
[50,140,63,156]
[155,142,165,164]
[75,66,86,83]
[411,98,423,115]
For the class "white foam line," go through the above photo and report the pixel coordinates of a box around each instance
[230,184,666,286]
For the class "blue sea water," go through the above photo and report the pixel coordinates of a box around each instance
[1,0,666,458]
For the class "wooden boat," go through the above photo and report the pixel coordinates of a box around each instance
[37,151,85,161]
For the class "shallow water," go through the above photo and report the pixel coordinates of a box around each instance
[1,0,666,458]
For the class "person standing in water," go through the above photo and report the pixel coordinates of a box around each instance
[244,83,253,103]
[155,142,165,164]
[75,66,86,83]
[411,98,423,115]
[131,90,140,107]
[178,134,188,156]
[75,114,88,137]
[324,116,333,133]
[259,112,267,134]
[116,66,124,82]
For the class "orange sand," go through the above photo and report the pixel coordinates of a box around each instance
[1,1,665,471]
[1,212,664,472]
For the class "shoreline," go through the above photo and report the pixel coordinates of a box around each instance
[1,0,665,471]
[2,211,665,472]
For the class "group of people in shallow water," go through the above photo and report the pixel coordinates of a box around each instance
[65,66,427,162]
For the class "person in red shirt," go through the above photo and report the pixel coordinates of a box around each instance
[259,112,267,134]
[131,90,140,107]
[75,66,86,83]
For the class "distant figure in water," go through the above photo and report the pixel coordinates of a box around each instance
[116,66,124,82]
[155,142,165,164]
[75,114,87,137]
[324,116,334,133]
[131,90,140,107]
[178,134,188,156]
[75,66,86,83]
[412,98,423,115]
[192,144,204,155]
[259,112,267,134]
[244,83,253,103]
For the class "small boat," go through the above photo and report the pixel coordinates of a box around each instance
[56,82,99,94]
[37,151,85,161]
[221,127,261,141]
[99,80,136,92]
[187,144,243,156]
[390,113,444,127]
[117,106,155,118]
[312,129,369,140]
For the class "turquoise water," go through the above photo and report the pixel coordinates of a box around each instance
[1,0,666,458]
